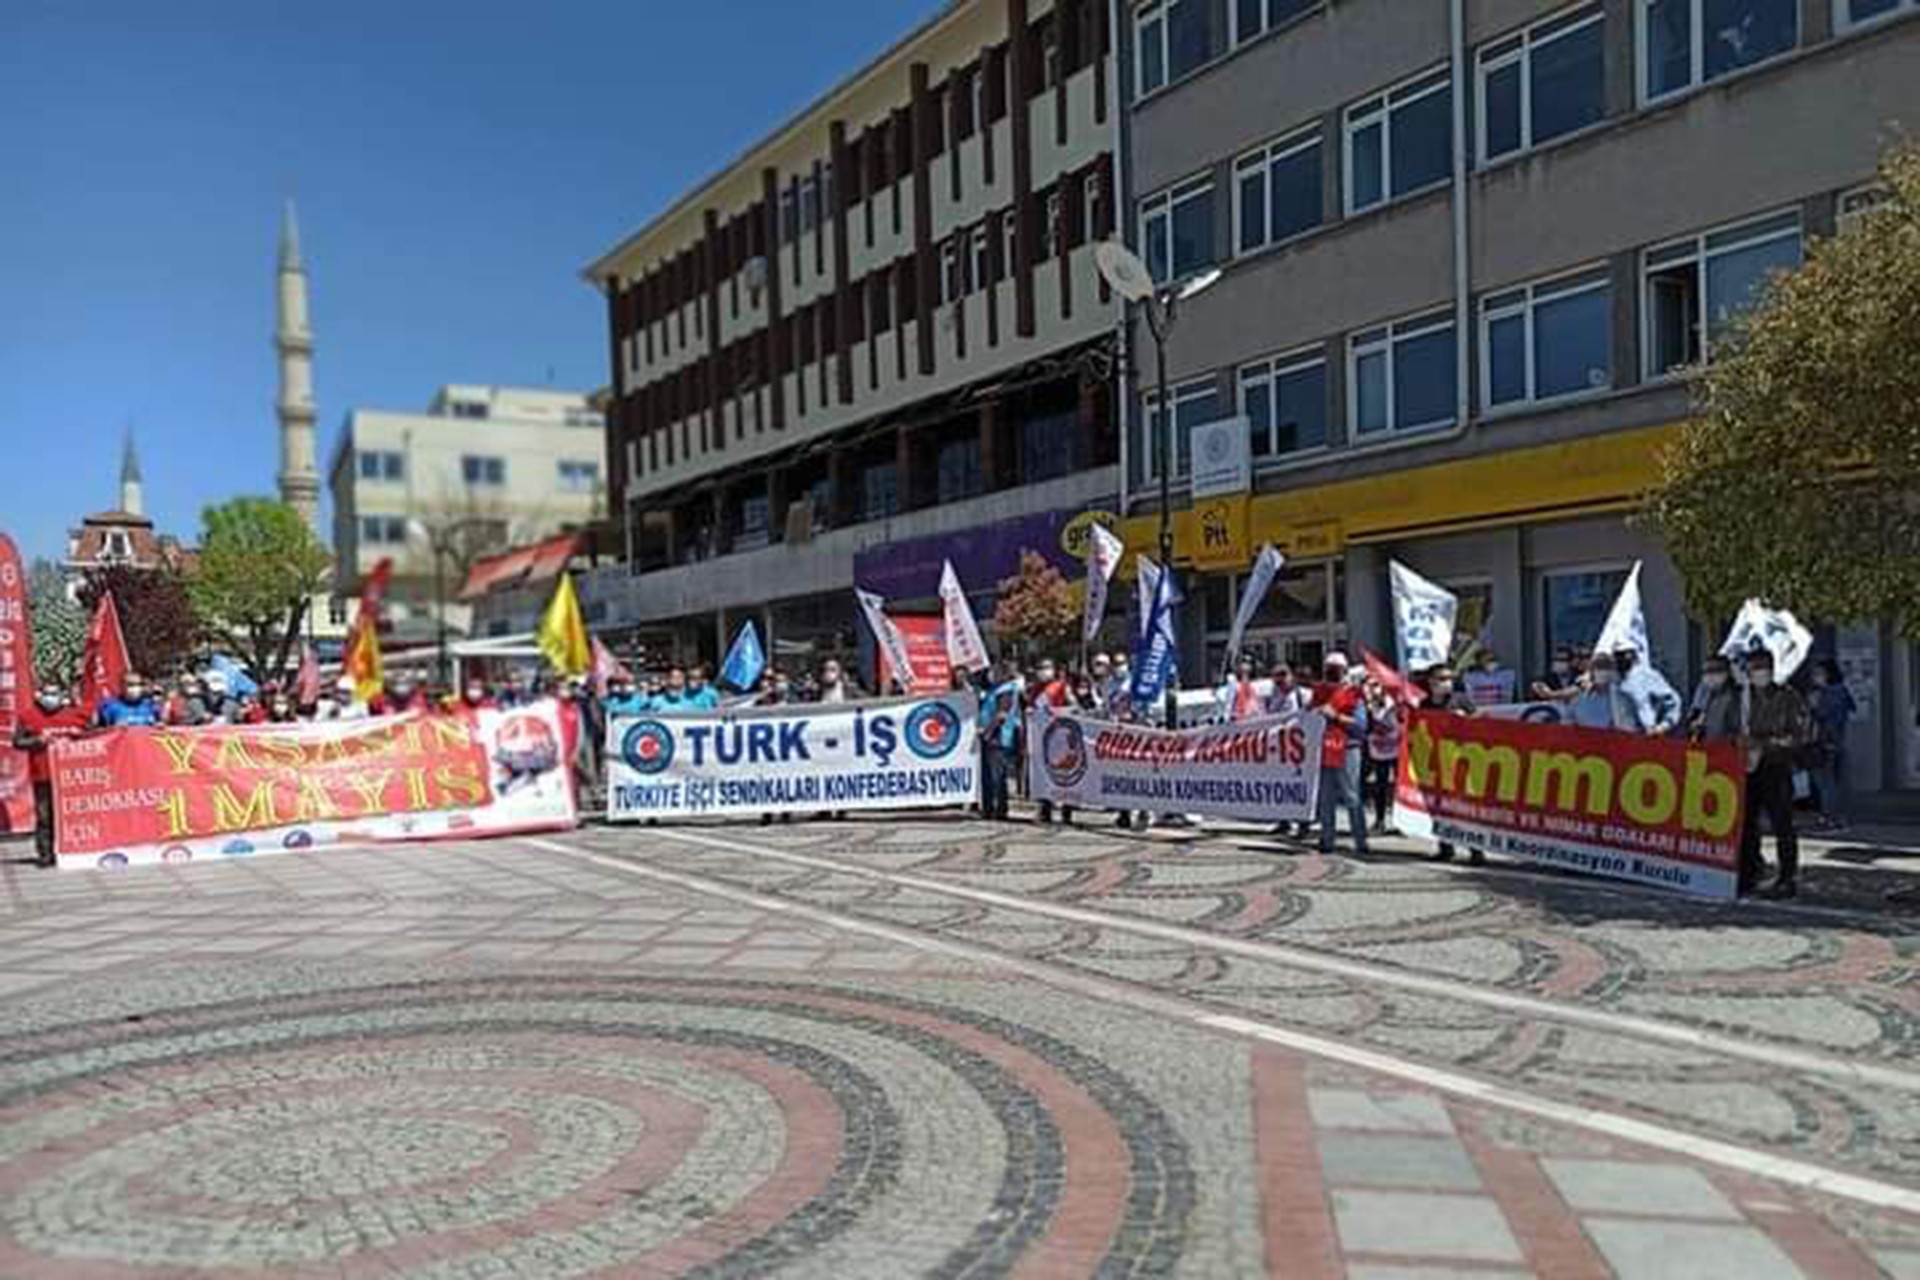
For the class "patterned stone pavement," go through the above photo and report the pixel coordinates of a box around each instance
[0,829,1915,1277]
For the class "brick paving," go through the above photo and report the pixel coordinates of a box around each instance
[0,826,1913,1276]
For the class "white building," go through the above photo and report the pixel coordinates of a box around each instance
[328,384,606,635]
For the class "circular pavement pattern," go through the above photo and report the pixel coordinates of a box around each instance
[0,976,1196,1278]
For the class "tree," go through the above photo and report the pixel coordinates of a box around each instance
[1645,142,1920,634]
[991,550,1080,661]
[26,559,84,691]
[77,564,202,678]
[189,497,330,683]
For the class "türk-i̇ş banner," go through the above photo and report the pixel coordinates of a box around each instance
[606,694,978,821]
[1027,708,1324,823]
[50,704,579,871]
[1393,710,1745,899]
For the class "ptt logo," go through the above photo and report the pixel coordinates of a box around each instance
[1041,718,1088,786]
[621,720,677,775]
[902,703,963,761]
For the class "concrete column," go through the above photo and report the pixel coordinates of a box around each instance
[1344,544,1388,659]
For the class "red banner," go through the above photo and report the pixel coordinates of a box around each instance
[1394,710,1745,899]
[0,535,34,836]
[49,706,580,869]
[880,614,954,694]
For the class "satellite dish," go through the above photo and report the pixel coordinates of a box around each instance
[1094,240,1156,303]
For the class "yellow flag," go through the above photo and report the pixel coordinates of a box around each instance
[537,573,592,678]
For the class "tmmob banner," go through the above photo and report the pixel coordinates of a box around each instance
[1394,710,1745,899]
[607,694,979,821]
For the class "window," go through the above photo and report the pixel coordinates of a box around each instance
[1140,174,1216,285]
[780,188,799,243]
[1020,408,1080,482]
[1838,0,1916,27]
[1478,7,1605,163]
[1083,171,1107,244]
[1039,190,1064,261]
[448,400,489,420]
[1640,0,1797,101]
[1345,68,1452,214]
[558,459,600,493]
[462,455,507,487]
[940,236,964,305]
[735,492,771,549]
[358,515,408,545]
[1482,268,1612,409]
[870,272,894,331]
[1349,312,1457,436]
[936,436,983,504]
[972,226,991,289]
[858,461,899,521]
[1139,376,1222,484]
[799,176,820,235]
[1837,183,1893,234]
[1233,0,1316,46]
[1134,0,1212,96]
[356,450,404,481]
[1234,128,1323,255]
[1239,350,1328,459]
[1643,210,1801,377]
[1543,568,1629,656]
[103,530,132,561]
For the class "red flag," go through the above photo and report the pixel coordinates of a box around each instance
[589,637,629,697]
[1363,646,1425,707]
[80,592,131,716]
[294,643,322,706]
[344,559,393,704]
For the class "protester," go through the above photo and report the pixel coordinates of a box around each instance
[683,665,722,711]
[815,659,857,705]
[1087,653,1114,713]
[1530,646,1581,700]
[1218,655,1263,723]
[370,676,429,717]
[603,672,650,719]
[1686,655,1741,743]
[1808,658,1856,832]
[201,670,236,724]
[264,687,299,724]
[166,674,213,727]
[979,658,1021,821]
[1026,659,1069,823]
[1106,651,1132,711]
[1419,663,1485,865]
[96,673,162,728]
[1265,662,1308,717]
[1567,652,1643,731]
[1307,653,1368,856]
[12,686,89,866]
[1463,650,1516,708]
[1362,676,1402,834]
[1738,650,1811,898]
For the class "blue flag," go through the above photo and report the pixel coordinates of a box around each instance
[1131,560,1179,711]
[719,620,767,692]
[209,653,259,698]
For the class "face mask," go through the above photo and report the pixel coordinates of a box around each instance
[1750,671,1774,689]
[465,687,485,701]
[1552,662,1571,676]
[1703,673,1727,690]
[1592,670,1615,687]
[1430,680,1454,697]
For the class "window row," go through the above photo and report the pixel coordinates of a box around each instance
[356,450,404,482]
[1133,207,1804,482]
[358,515,409,546]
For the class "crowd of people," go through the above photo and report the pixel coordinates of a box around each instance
[13,638,1854,898]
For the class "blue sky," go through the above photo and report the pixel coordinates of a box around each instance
[0,0,941,564]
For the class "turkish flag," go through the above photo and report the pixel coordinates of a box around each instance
[80,592,131,716]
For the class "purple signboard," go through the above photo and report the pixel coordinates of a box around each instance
[852,500,1120,602]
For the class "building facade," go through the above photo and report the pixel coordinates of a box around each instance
[582,0,1124,673]
[327,384,607,635]
[62,435,194,596]
[1113,0,1920,798]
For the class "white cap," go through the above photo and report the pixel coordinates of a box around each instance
[205,671,230,693]
[1324,651,1350,669]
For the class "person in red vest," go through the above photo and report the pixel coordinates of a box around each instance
[370,675,431,717]
[1220,655,1264,722]
[12,687,89,867]
[1025,658,1069,824]
[1308,652,1369,857]
[449,677,497,728]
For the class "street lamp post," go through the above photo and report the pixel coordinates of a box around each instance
[1094,243,1220,730]
[408,517,491,689]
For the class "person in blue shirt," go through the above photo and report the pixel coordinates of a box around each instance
[601,673,652,720]
[652,667,693,711]
[979,659,1022,821]
[96,674,163,728]
[682,664,722,711]
[1808,658,1857,831]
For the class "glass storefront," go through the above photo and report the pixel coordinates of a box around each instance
[1200,561,1344,674]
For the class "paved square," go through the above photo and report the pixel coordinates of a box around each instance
[1330,1190,1525,1262]
[1582,1219,1804,1280]
[1542,1158,1741,1220]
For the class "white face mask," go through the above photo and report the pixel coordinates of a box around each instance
[1592,670,1615,687]
[1703,673,1728,690]
[1750,671,1774,689]
[1430,680,1454,697]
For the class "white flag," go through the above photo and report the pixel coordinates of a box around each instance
[1226,544,1285,661]
[938,560,990,673]
[1720,600,1813,681]
[1593,562,1650,660]
[1390,560,1457,673]
[856,588,918,692]
[1081,523,1124,647]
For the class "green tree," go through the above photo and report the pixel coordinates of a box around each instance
[1646,142,1920,633]
[76,564,202,678]
[26,559,84,691]
[190,498,330,682]
[991,550,1079,662]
